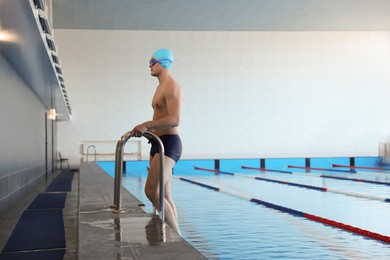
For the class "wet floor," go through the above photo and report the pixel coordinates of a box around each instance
[0,163,206,260]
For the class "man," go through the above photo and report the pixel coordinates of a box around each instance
[131,48,183,235]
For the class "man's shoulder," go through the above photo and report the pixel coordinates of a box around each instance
[160,79,182,100]
[162,77,181,91]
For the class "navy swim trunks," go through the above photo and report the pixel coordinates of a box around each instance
[149,134,182,163]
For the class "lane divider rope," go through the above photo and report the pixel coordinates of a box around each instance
[242,165,390,186]
[332,164,390,171]
[194,167,390,203]
[241,165,293,174]
[241,166,330,177]
[177,176,390,244]
[319,174,390,187]
[287,165,356,173]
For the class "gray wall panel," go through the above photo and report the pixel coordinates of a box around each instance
[0,51,55,214]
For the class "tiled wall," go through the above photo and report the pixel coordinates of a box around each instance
[0,52,54,214]
[55,30,390,165]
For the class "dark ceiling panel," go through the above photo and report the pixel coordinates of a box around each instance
[52,0,390,31]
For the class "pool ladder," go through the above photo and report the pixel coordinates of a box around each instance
[112,130,165,221]
[86,145,97,162]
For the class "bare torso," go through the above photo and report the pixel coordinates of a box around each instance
[151,77,183,136]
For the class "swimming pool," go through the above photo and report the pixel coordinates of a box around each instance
[98,157,390,259]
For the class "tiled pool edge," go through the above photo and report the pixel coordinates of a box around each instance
[79,162,206,260]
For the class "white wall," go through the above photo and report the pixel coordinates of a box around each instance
[55,30,390,165]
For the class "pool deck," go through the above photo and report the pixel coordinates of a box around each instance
[0,163,206,260]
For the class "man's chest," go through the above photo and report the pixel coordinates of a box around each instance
[152,89,166,110]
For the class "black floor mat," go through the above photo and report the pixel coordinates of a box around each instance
[27,193,67,210]
[0,249,65,260]
[2,210,66,252]
[45,171,74,192]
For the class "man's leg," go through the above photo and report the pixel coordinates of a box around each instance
[145,154,180,234]
[164,169,179,223]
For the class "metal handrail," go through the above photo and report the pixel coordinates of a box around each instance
[86,145,97,162]
[112,130,165,221]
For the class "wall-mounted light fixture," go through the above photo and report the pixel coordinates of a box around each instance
[48,108,56,120]
[0,21,19,43]
[0,30,17,43]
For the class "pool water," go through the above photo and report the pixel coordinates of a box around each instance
[98,158,390,259]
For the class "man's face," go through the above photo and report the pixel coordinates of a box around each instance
[149,57,162,77]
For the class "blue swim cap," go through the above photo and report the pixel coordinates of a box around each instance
[152,48,173,69]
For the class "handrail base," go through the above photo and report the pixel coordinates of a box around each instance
[110,204,126,213]
[110,205,126,213]
[112,209,127,214]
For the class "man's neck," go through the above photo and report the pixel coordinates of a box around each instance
[157,70,171,84]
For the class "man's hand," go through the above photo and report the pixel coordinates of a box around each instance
[131,123,148,138]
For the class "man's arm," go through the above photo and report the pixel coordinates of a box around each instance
[132,83,182,136]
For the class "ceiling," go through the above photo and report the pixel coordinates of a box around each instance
[52,0,390,31]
